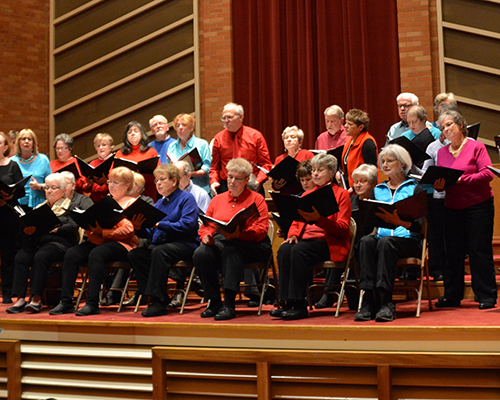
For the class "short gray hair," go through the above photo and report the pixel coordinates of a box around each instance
[407,104,427,121]
[397,92,419,105]
[379,144,412,175]
[352,164,378,184]
[223,102,244,116]
[60,171,76,185]
[311,153,337,175]
[434,92,457,114]
[281,126,304,142]
[54,133,74,151]
[226,158,252,178]
[45,173,68,189]
[324,105,344,119]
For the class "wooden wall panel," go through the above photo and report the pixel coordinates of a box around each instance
[50,0,198,160]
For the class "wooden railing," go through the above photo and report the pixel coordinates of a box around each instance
[152,346,500,400]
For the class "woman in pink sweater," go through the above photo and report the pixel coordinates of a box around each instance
[435,110,496,310]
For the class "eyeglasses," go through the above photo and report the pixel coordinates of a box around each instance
[397,103,412,109]
[221,115,238,122]
[440,121,456,131]
[227,175,246,182]
[20,137,33,141]
[107,180,125,186]
[154,177,169,184]
[55,146,69,151]
[44,185,61,191]
[312,167,328,174]
[151,121,167,129]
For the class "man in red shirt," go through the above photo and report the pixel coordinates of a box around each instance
[315,105,348,151]
[209,103,272,196]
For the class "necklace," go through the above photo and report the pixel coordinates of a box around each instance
[19,154,35,163]
[449,138,467,157]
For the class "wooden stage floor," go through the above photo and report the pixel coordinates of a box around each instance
[1,298,499,353]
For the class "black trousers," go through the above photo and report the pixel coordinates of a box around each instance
[277,239,331,302]
[60,241,129,307]
[358,235,422,295]
[12,241,67,298]
[0,208,21,298]
[127,241,195,303]
[443,198,497,303]
[192,234,271,302]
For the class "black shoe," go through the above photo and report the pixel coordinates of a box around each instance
[432,274,443,282]
[75,304,100,316]
[247,294,260,308]
[25,302,43,314]
[167,291,184,309]
[282,306,308,321]
[354,303,376,322]
[479,301,495,310]
[49,301,75,315]
[201,300,222,318]
[6,300,27,314]
[142,302,168,317]
[375,302,396,322]
[191,276,204,298]
[270,301,293,318]
[214,305,236,321]
[314,293,335,309]
[435,296,461,308]
[2,296,12,304]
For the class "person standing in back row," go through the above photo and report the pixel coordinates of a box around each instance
[209,103,272,197]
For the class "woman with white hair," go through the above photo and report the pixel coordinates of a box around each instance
[193,158,271,321]
[7,173,91,314]
[272,153,351,320]
[272,126,314,194]
[355,145,424,323]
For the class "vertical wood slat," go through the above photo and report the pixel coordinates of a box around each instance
[256,361,271,400]
[152,351,167,400]
[0,340,21,400]
[377,364,391,400]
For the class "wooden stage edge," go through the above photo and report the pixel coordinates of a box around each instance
[1,317,500,354]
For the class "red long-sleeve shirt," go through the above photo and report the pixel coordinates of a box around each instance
[199,187,269,242]
[209,125,272,186]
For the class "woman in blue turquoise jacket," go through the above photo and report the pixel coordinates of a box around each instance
[355,144,424,323]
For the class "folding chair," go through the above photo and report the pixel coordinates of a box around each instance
[307,217,357,317]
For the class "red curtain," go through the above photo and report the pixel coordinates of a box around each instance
[232,0,401,161]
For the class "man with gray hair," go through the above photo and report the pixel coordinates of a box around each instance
[315,105,348,150]
[209,102,272,196]
[386,92,419,144]
[149,114,174,164]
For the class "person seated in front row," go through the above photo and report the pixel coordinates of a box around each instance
[272,153,352,320]
[50,167,140,316]
[355,144,424,323]
[193,158,272,321]
[103,171,155,306]
[127,164,200,317]
[314,163,379,310]
[7,172,93,314]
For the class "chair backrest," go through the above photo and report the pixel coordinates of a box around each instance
[346,217,357,264]
[267,218,275,245]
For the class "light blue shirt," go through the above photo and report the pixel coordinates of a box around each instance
[10,153,51,208]
[167,135,211,193]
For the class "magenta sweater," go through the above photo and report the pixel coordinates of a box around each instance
[437,139,494,209]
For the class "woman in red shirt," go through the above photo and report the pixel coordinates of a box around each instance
[272,126,314,194]
[272,153,352,320]
[115,121,159,200]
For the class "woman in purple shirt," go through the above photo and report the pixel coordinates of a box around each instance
[434,110,497,310]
